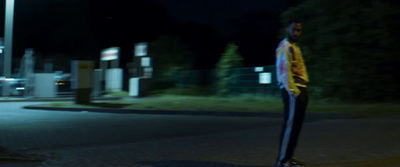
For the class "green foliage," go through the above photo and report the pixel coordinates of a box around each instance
[109,91,130,97]
[151,85,214,97]
[282,0,400,102]
[150,73,176,91]
[150,35,192,73]
[39,96,400,117]
[150,35,193,91]
[215,42,244,96]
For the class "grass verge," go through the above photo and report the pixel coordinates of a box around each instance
[39,95,400,117]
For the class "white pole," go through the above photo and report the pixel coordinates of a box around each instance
[3,0,14,96]
[4,0,14,77]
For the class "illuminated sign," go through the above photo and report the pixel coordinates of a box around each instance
[259,72,272,84]
[254,67,264,72]
[141,57,151,67]
[135,43,148,57]
[101,47,119,61]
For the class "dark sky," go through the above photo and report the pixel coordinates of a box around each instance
[149,0,288,46]
[149,0,285,24]
[1,0,303,72]
[147,0,291,69]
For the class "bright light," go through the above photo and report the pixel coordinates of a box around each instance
[16,87,24,90]
[259,73,272,84]
[4,0,15,77]
[101,47,119,61]
[135,43,148,57]
[5,78,14,81]
[141,57,151,67]
[254,67,264,72]
[144,67,153,72]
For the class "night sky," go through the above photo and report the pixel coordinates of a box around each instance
[0,0,302,72]
[149,0,285,24]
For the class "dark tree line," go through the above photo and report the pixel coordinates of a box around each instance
[282,0,400,102]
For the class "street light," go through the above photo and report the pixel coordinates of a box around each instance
[4,0,14,77]
[3,0,14,96]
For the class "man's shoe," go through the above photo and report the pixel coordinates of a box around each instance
[275,161,294,167]
[276,160,305,167]
[289,158,306,166]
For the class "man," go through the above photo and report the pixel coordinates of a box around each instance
[275,19,309,167]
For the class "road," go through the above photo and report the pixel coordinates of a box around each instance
[0,102,281,151]
[0,102,400,167]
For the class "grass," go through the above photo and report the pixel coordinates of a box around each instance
[39,94,400,117]
[121,95,283,112]
[42,95,282,112]
[308,103,400,117]
[108,91,130,97]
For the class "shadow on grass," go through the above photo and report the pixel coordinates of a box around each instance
[136,160,268,167]
[85,102,131,109]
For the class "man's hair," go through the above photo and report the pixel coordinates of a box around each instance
[286,18,302,27]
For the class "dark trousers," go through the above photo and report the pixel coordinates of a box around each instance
[277,86,308,163]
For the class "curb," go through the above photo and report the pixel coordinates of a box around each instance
[23,105,355,120]
[0,156,44,162]
[0,152,45,163]
[0,96,122,102]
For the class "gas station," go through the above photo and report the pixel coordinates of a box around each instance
[0,0,154,98]
[129,42,152,97]
[99,47,124,93]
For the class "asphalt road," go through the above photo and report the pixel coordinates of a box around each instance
[1,102,400,167]
[0,102,282,151]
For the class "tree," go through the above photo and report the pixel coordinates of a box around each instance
[147,35,192,90]
[281,0,400,102]
[216,42,243,96]
[150,35,192,73]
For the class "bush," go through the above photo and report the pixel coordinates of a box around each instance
[215,42,244,96]
[282,0,400,102]
[151,85,214,97]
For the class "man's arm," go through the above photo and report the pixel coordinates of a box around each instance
[277,46,300,97]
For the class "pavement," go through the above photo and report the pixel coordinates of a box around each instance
[0,96,399,167]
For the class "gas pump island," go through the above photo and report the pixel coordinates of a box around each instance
[99,47,124,93]
[71,43,151,103]
[71,47,122,104]
[99,43,152,97]
[130,42,152,97]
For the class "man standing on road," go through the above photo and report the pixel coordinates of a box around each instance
[275,19,309,167]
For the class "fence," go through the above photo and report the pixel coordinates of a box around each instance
[229,66,279,96]
[155,65,280,96]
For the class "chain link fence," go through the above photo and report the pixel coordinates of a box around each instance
[155,65,280,97]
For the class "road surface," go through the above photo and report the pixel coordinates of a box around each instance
[0,102,399,167]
